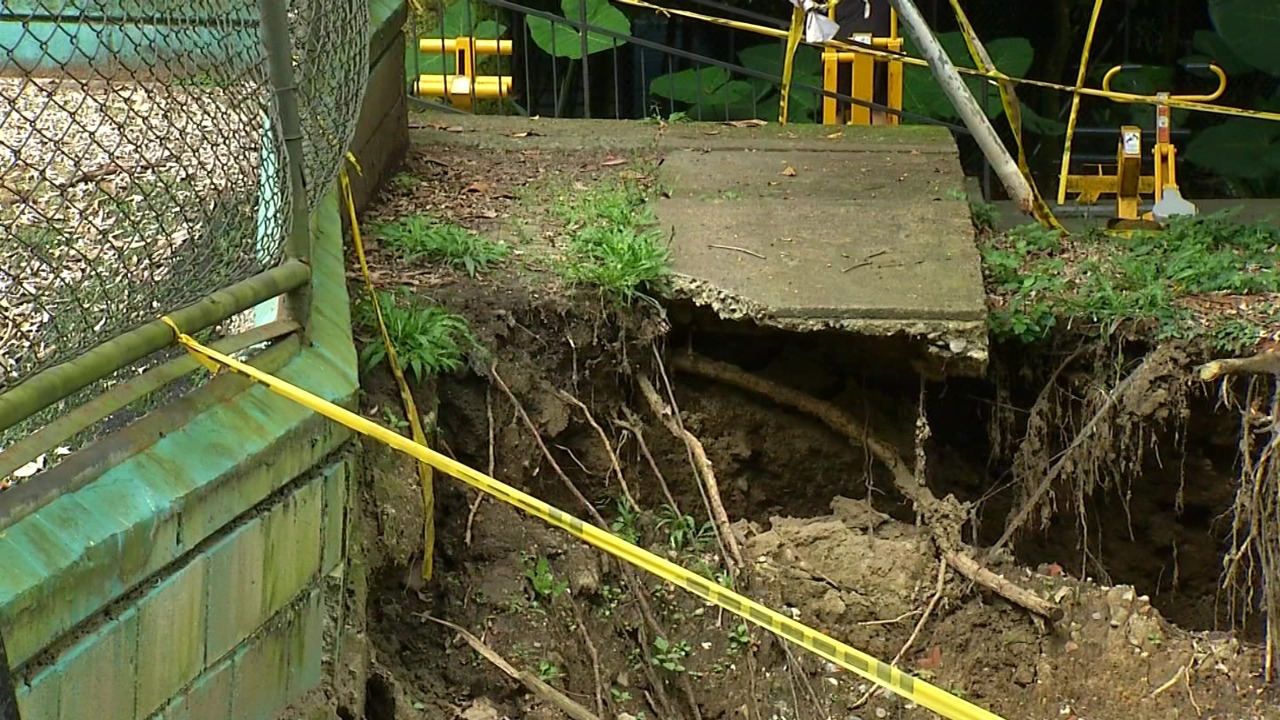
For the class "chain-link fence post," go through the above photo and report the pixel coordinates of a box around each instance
[258,0,314,332]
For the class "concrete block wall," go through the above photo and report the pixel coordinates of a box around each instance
[1,3,409,718]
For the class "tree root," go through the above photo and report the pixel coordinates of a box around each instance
[670,352,1061,621]
[617,408,684,516]
[491,363,698,718]
[637,369,744,576]
[423,614,602,720]
[560,389,641,511]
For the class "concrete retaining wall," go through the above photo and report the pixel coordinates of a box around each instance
[1,4,409,719]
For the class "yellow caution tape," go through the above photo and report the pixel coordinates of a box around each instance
[945,0,1063,231]
[338,153,436,581]
[160,327,1006,720]
[611,0,1280,124]
[778,3,805,125]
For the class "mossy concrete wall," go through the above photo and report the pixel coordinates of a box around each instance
[0,4,409,719]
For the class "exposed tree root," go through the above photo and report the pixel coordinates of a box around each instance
[1203,370,1280,681]
[491,363,701,718]
[670,352,1061,621]
[560,388,641,512]
[638,368,744,576]
[617,408,684,517]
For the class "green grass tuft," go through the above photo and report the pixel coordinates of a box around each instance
[982,211,1280,347]
[374,215,509,277]
[355,290,475,382]
[549,177,670,304]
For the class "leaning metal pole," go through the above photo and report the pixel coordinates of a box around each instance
[257,0,314,331]
[888,0,1034,213]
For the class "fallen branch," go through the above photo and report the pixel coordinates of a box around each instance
[638,370,743,575]
[945,550,1063,621]
[423,614,601,720]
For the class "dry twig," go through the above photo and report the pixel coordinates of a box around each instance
[854,558,948,708]
[568,600,607,718]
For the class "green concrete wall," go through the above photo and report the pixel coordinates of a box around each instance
[1,4,410,719]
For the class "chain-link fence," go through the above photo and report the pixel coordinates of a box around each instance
[0,1,369,483]
[0,2,290,391]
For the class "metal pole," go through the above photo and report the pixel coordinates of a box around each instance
[578,0,591,117]
[257,0,313,331]
[888,0,1034,213]
[0,629,19,720]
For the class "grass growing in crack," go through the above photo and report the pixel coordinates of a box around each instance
[549,177,670,304]
[355,289,475,382]
[374,215,509,277]
[981,212,1280,348]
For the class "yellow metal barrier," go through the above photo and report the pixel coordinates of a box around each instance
[1059,62,1228,226]
[821,2,901,126]
[821,38,904,126]
[415,37,513,111]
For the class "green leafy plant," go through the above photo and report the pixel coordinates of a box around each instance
[648,44,823,122]
[525,555,569,601]
[610,687,633,703]
[537,660,565,682]
[651,636,691,673]
[609,496,642,543]
[983,212,1280,345]
[727,622,750,654]
[527,0,630,60]
[355,291,475,382]
[902,32,1059,132]
[374,216,510,277]
[655,505,715,552]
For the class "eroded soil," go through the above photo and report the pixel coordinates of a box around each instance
[335,126,1280,720]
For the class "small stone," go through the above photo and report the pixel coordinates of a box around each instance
[617,714,638,720]
[875,708,888,718]
[825,677,839,687]
[1064,641,1079,653]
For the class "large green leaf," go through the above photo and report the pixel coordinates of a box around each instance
[1191,29,1253,76]
[902,32,1034,121]
[736,44,823,122]
[1185,118,1280,180]
[649,66,754,109]
[527,0,630,60]
[1209,0,1280,76]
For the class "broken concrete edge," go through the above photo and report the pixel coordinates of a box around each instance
[665,275,990,378]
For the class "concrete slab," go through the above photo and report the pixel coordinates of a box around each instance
[408,113,990,375]
[656,132,988,375]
